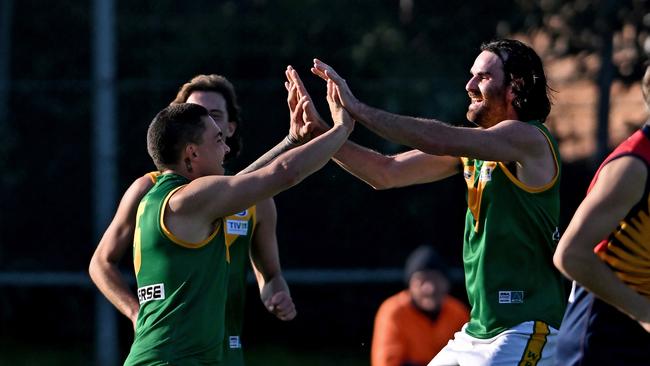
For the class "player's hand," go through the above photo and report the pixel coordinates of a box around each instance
[285,66,329,139]
[326,79,354,135]
[286,80,311,142]
[264,290,297,321]
[311,58,361,118]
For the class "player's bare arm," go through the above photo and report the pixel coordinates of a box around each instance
[89,174,154,329]
[553,156,650,331]
[285,62,460,188]
[165,100,353,243]
[334,146,460,189]
[250,197,296,321]
[313,59,556,188]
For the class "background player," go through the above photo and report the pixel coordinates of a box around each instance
[371,245,469,366]
[553,66,650,365]
[90,71,314,364]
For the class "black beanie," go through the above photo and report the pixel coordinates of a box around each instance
[404,245,449,284]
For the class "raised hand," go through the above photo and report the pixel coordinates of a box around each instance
[285,66,329,137]
[326,79,354,134]
[311,58,361,118]
[285,69,312,144]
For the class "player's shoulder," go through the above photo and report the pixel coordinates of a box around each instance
[601,154,648,182]
[128,172,157,197]
[491,119,550,144]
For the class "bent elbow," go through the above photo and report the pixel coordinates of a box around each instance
[88,256,99,282]
[552,250,567,275]
[553,246,581,281]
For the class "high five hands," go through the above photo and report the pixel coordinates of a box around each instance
[285,63,354,140]
[311,58,361,120]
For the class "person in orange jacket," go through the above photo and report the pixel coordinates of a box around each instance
[371,246,469,366]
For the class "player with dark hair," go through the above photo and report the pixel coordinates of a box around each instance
[90,70,322,365]
[172,74,244,160]
[299,39,565,365]
[553,66,650,365]
[120,79,352,364]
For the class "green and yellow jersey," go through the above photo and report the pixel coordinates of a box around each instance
[125,173,229,365]
[460,121,566,339]
[222,206,256,366]
[131,171,257,366]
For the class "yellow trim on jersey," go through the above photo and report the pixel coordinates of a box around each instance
[619,212,650,254]
[133,200,147,276]
[223,205,257,262]
[517,321,550,366]
[606,244,650,266]
[462,158,495,232]
[159,185,221,249]
[499,127,560,193]
[146,171,161,184]
[614,224,650,258]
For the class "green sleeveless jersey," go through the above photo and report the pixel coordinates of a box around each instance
[461,121,566,339]
[222,207,257,366]
[125,173,229,365]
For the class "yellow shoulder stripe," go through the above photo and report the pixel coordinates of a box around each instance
[499,127,559,193]
[159,185,221,249]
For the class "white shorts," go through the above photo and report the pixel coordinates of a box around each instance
[428,321,558,366]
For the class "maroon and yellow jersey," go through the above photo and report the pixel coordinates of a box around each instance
[591,126,650,297]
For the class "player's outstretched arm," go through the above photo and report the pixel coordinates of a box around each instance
[311,62,461,189]
[89,174,155,330]
[312,59,552,173]
[250,198,296,321]
[173,96,354,230]
[553,156,650,332]
[334,145,460,189]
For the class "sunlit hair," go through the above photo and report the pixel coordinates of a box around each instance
[147,103,208,171]
[481,39,552,122]
[172,74,242,159]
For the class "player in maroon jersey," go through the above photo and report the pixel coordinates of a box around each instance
[553,66,650,365]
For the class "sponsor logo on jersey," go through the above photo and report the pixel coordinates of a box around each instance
[226,219,249,235]
[480,164,494,181]
[552,227,560,242]
[498,290,524,304]
[138,283,165,304]
[235,210,248,217]
[463,169,473,180]
[229,335,242,349]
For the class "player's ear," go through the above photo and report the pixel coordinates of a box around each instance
[505,80,517,105]
[185,144,199,160]
[225,121,237,138]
